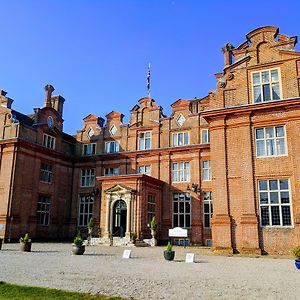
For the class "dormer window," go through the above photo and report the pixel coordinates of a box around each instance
[252,68,281,103]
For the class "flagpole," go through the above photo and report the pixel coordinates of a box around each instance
[147,63,151,98]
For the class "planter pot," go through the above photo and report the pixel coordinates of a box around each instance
[164,250,175,261]
[20,241,32,252]
[0,238,2,250]
[72,244,85,255]
[295,259,300,269]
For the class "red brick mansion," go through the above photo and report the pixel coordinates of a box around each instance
[1,26,300,254]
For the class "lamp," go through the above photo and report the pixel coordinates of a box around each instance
[187,183,201,194]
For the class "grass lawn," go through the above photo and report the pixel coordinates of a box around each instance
[0,282,126,300]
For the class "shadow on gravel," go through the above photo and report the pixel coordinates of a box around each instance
[82,253,114,257]
[173,259,209,264]
[32,250,61,253]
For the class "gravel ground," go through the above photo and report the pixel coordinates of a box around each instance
[0,243,300,300]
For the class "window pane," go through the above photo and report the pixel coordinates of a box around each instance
[269,180,278,190]
[204,203,210,213]
[173,215,178,227]
[256,128,264,139]
[180,215,184,227]
[266,139,275,156]
[259,180,268,191]
[272,83,280,100]
[256,140,265,156]
[276,139,285,155]
[259,192,269,204]
[179,202,184,213]
[263,84,271,101]
[282,206,292,226]
[185,201,190,213]
[280,192,290,204]
[253,86,261,103]
[271,69,278,81]
[271,206,280,226]
[253,73,260,84]
[270,192,279,204]
[275,126,284,137]
[265,127,274,138]
[185,215,191,228]
[279,179,289,190]
[262,71,269,83]
[261,206,269,226]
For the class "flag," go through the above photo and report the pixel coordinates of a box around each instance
[147,63,150,97]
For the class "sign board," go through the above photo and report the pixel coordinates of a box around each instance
[122,249,132,259]
[185,253,195,263]
[169,227,188,238]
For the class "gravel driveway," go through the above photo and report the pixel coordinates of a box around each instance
[0,243,299,299]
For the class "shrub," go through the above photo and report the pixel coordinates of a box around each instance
[292,246,300,259]
[150,216,157,231]
[87,218,94,229]
[166,241,173,252]
[20,233,31,243]
[73,231,83,246]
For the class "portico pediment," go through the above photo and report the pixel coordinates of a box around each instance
[104,184,134,195]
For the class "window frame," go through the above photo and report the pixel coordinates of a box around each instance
[258,178,293,228]
[251,67,282,103]
[82,143,96,156]
[201,128,210,144]
[202,160,211,181]
[40,162,53,184]
[37,195,51,226]
[255,125,287,158]
[43,134,56,150]
[80,169,95,187]
[104,167,119,176]
[173,192,191,228]
[78,195,94,227]
[138,165,151,175]
[172,131,189,147]
[105,141,120,153]
[172,162,190,182]
[138,131,151,150]
[203,192,213,229]
[147,194,156,225]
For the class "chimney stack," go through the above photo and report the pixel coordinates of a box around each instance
[44,84,54,107]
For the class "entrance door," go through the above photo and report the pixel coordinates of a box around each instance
[112,200,127,237]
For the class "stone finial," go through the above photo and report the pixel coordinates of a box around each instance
[44,84,55,107]
[222,43,234,67]
[0,90,7,97]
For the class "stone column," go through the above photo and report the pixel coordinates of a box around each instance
[104,194,111,238]
[125,197,131,238]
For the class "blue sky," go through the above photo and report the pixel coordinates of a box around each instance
[1,0,299,134]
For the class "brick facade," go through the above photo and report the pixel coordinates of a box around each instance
[0,26,300,254]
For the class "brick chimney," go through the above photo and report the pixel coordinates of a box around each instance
[44,84,54,108]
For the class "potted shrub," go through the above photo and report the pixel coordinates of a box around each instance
[87,217,94,245]
[72,231,85,255]
[150,216,157,246]
[130,232,137,244]
[291,246,300,269]
[20,233,32,252]
[164,241,175,261]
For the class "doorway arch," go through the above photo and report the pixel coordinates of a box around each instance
[112,200,127,237]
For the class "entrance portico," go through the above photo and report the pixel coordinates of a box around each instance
[97,174,164,244]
